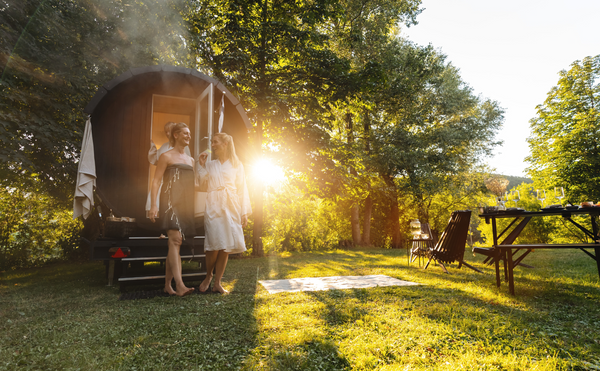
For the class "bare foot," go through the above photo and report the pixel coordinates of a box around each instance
[211,284,228,294]
[198,277,212,293]
[175,286,194,297]
[164,286,176,296]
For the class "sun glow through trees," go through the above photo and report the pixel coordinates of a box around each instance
[250,158,285,187]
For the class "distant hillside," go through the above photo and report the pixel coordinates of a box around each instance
[495,174,533,191]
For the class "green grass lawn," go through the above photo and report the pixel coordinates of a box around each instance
[1,248,599,370]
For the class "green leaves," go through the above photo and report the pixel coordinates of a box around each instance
[0,0,191,205]
[374,55,503,196]
[526,55,600,202]
[0,187,81,270]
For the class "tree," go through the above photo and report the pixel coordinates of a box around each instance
[526,55,600,202]
[322,0,421,246]
[0,187,81,270]
[185,0,359,255]
[418,169,488,241]
[0,0,504,255]
[365,42,503,247]
[309,38,503,248]
[0,0,190,204]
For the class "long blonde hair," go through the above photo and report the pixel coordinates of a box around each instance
[213,132,240,168]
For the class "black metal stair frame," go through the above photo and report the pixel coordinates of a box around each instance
[90,236,207,291]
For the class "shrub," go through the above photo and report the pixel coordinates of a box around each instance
[261,185,349,254]
[0,188,81,270]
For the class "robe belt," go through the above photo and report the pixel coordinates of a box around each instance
[208,186,234,193]
[207,186,240,218]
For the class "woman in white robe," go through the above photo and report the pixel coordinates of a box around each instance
[196,133,251,294]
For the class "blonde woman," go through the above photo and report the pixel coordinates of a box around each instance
[146,122,191,214]
[197,133,251,294]
[149,123,195,297]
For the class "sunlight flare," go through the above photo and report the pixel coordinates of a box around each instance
[250,158,285,186]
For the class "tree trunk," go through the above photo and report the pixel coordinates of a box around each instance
[416,195,428,225]
[361,112,372,246]
[362,193,372,245]
[351,203,361,246]
[346,112,361,245]
[252,131,265,257]
[389,197,401,249]
[383,175,402,249]
[252,0,269,257]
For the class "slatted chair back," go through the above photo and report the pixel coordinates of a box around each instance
[409,222,436,266]
[420,223,436,245]
[431,210,471,264]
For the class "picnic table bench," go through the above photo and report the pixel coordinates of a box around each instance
[474,207,600,295]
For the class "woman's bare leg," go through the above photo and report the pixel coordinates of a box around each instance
[167,229,194,296]
[199,250,217,292]
[164,256,175,295]
[212,250,229,294]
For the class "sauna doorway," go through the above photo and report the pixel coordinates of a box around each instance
[149,84,214,218]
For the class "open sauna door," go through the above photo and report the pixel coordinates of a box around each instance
[148,94,195,220]
[194,83,214,217]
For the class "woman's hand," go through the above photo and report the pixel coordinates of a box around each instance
[198,152,208,167]
[149,206,159,223]
[241,215,248,228]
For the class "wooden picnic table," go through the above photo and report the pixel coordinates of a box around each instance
[476,207,600,295]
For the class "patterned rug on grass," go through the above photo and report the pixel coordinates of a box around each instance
[258,275,419,294]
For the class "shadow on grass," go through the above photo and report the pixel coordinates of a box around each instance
[231,257,353,370]
[2,249,598,370]
[304,281,599,368]
[0,260,261,370]
[257,249,411,280]
[113,259,261,370]
[256,248,600,366]
[243,338,351,370]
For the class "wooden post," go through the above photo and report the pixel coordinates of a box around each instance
[107,260,115,286]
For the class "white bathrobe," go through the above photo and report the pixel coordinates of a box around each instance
[197,159,251,254]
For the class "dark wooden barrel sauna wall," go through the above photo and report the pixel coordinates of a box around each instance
[84,65,252,233]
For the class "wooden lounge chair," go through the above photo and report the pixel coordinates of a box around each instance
[424,210,482,273]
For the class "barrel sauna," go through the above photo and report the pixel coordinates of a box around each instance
[85,65,252,235]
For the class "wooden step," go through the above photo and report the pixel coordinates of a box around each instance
[122,254,205,262]
[118,271,206,282]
